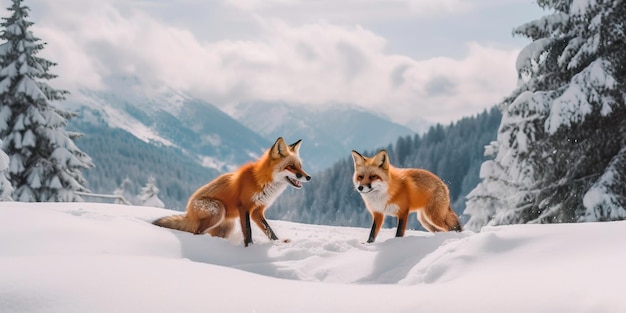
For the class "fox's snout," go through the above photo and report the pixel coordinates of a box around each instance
[295,172,311,181]
[354,173,381,193]
[356,184,371,192]
[288,166,311,182]
[285,164,311,189]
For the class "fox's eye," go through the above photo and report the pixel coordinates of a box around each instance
[288,164,296,169]
[370,175,378,180]
[357,175,363,180]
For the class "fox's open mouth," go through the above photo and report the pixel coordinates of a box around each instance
[286,176,302,189]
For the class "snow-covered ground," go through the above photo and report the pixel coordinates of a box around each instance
[1,202,624,313]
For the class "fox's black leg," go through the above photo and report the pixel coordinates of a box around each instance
[396,217,407,237]
[367,220,377,243]
[451,222,463,232]
[367,212,384,243]
[243,211,253,247]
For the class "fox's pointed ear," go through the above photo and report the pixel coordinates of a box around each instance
[270,137,289,159]
[288,139,303,155]
[373,150,389,170]
[351,150,366,167]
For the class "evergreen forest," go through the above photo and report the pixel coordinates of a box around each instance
[269,107,501,229]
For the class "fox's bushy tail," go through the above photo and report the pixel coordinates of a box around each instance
[153,215,197,233]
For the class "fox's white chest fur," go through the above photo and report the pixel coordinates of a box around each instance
[252,180,288,207]
[362,190,400,215]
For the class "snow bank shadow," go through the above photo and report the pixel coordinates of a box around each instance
[164,229,283,278]
[156,222,533,286]
[394,231,533,285]
[356,231,468,284]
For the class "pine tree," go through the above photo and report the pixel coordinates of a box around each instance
[0,138,12,200]
[113,177,132,205]
[0,0,93,201]
[138,176,164,208]
[463,141,508,230]
[464,0,626,230]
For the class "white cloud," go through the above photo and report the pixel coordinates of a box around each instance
[224,0,473,22]
[29,0,521,124]
[398,43,519,123]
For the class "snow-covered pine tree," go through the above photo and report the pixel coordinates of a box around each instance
[113,177,132,205]
[464,0,626,230]
[0,0,93,202]
[138,176,164,208]
[0,138,13,200]
[463,141,510,229]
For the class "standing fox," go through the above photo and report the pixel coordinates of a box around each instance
[153,137,311,246]
[351,150,462,243]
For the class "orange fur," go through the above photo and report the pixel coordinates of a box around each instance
[351,150,462,243]
[154,137,311,246]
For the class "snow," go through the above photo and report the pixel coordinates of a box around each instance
[5,24,22,36]
[1,202,625,313]
[546,59,615,134]
[201,155,233,172]
[0,148,8,173]
[16,76,47,102]
[20,129,35,147]
[141,196,164,208]
[515,38,551,75]
[571,0,596,14]
[0,77,11,94]
[26,169,41,189]
[65,92,175,147]
[581,146,626,221]
[138,176,165,208]
[0,60,18,79]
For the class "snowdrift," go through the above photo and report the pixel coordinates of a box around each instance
[1,202,624,313]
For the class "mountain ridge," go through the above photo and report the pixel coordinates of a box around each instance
[60,84,428,209]
[227,101,420,171]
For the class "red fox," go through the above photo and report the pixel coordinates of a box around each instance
[351,149,462,243]
[153,137,311,246]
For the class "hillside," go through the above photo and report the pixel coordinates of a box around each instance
[60,85,272,208]
[1,202,623,313]
[69,123,218,210]
[64,87,270,171]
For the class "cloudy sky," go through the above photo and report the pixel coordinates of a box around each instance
[19,0,544,125]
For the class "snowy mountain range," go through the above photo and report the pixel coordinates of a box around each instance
[227,101,419,171]
[59,78,423,207]
[63,77,270,171]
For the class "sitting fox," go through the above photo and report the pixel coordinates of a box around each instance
[153,137,311,246]
[351,150,462,243]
